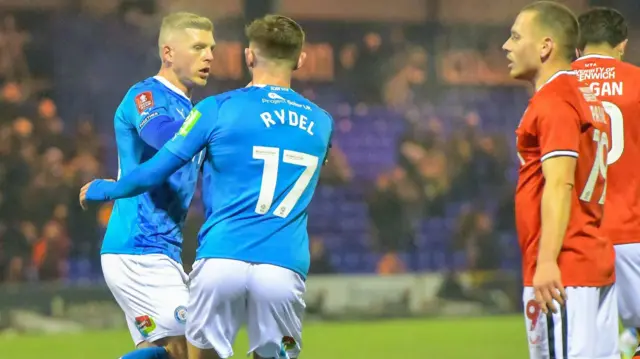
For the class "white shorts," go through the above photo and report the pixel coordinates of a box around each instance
[522,285,619,359]
[186,258,305,359]
[101,254,189,345]
[615,243,640,327]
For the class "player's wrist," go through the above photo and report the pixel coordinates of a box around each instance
[536,257,558,267]
[86,180,115,201]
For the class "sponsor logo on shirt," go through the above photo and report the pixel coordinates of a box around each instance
[178,109,202,136]
[139,111,160,129]
[262,92,312,111]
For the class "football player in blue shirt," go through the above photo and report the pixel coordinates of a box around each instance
[81,15,332,359]
[96,12,214,359]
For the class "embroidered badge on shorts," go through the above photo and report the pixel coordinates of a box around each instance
[135,315,157,337]
[174,306,187,324]
[279,336,296,358]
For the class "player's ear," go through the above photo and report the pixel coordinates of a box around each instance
[294,52,307,71]
[162,45,173,63]
[616,39,628,59]
[540,37,552,61]
[575,48,582,59]
[244,48,255,69]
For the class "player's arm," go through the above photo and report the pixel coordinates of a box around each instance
[537,101,581,264]
[139,114,184,149]
[322,111,334,165]
[83,148,187,201]
[539,156,576,263]
[132,89,185,150]
[82,99,218,204]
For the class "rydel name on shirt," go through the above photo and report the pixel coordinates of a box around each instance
[260,109,315,135]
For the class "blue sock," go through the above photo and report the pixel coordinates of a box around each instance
[119,347,169,359]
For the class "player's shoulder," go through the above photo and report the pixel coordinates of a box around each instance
[122,76,172,112]
[300,95,334,124]
[126,76,167,97]
[213,87,256,107]
[189,88,255,119]
[532,72,579,107]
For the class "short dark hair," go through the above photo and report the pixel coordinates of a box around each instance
[245,15,305,65]
[577,7,627,51]
[522,1,579,61]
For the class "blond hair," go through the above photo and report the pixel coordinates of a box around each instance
[158,12,213,53]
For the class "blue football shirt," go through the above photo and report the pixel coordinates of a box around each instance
[101,76,204,263]
[164,85,333,277]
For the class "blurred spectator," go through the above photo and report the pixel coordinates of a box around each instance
[309,236,334,274]
[351,32,388,103]
[0,221,31,282]
[383,46,428,109]
[319,144,353,185]
[0,81,24,123]
[377,252,407,275]
[368,168,419,252]
[453,207,501,272]
[33,220,70,281]
[0,15,30,81]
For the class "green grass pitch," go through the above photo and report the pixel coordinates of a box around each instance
[0,316,527,358]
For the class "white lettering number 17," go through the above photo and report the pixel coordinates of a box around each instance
[580,129,609,204]
[253,146,319,218]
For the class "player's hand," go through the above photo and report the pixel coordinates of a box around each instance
[79,179,115,210]
[532,261,566,314]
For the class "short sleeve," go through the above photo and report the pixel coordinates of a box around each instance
[164,97,218,161]
[538,99,581,162]
[130,89,172,133]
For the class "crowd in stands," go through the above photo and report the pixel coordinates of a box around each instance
[0,15,106,282]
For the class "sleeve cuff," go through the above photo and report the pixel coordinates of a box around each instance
[540,150,578,162]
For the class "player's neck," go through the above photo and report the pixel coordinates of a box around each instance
[156,68,193,98]
[581,45,618,60]
[534,60,573,91]
[250,69,292,89]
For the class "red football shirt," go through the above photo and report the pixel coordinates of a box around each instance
[573,55,640,245]
[515,70,615,287]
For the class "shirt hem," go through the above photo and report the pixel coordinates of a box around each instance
[195,254,307,280]
[100,248,182,264]
[522,279,615,287]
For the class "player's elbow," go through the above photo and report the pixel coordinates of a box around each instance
[139,175,165,190]
[544,177,574,190]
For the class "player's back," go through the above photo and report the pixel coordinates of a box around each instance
[195,86,333,277]
[573,55,640,245]
[102,76,202,263]
[516,71,614,286]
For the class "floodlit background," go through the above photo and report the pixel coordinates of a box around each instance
[0,0,635,357]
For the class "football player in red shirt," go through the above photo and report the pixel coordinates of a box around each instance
[573,7,640,359]
[503,2,617,358]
